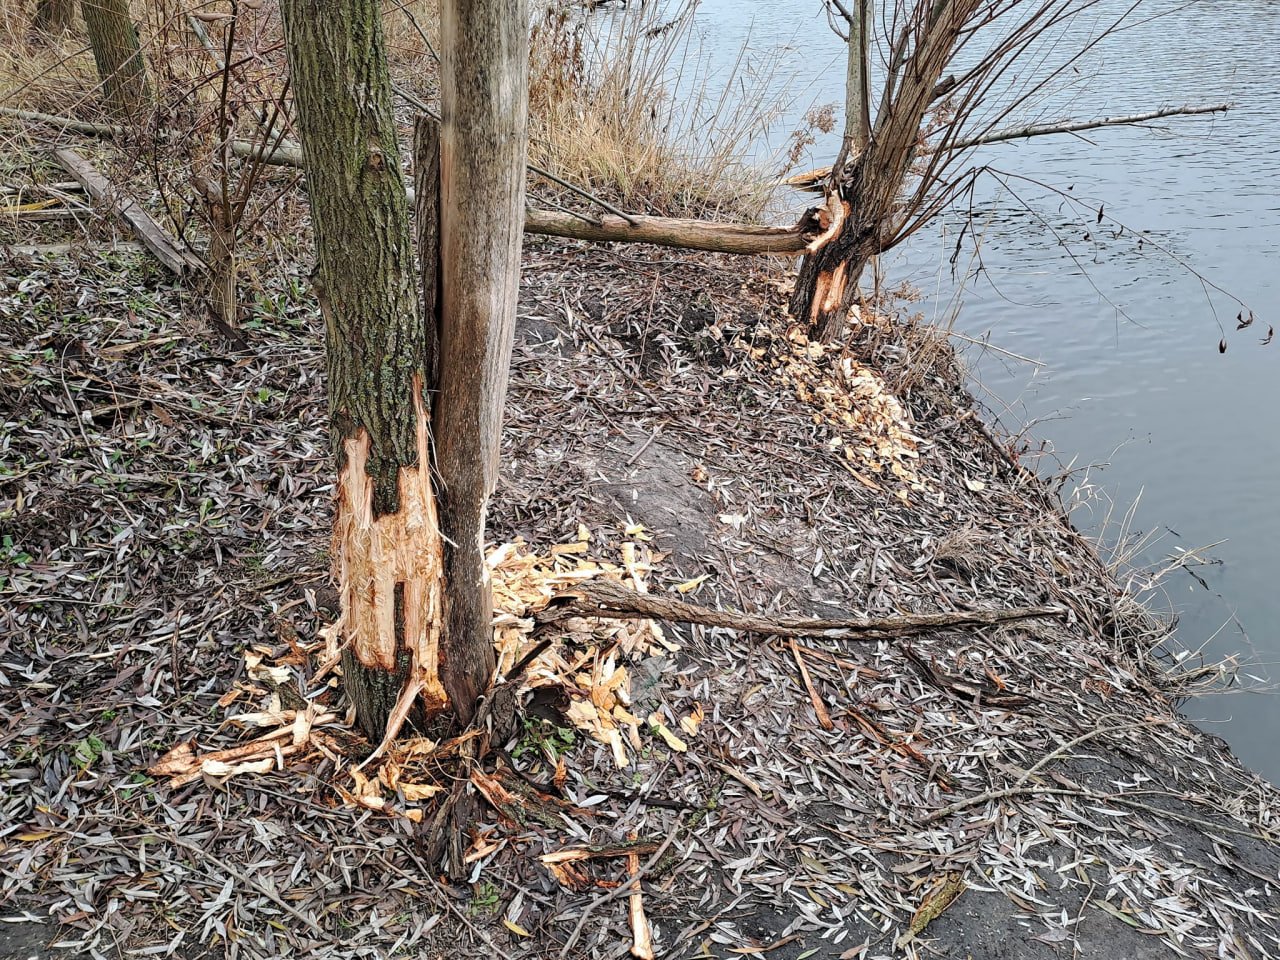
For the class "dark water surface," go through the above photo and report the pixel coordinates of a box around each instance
[672,0,1280,779]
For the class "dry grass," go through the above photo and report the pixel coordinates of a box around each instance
[528,1,794,220]
[0,3,98,118]
[4,0,796,223]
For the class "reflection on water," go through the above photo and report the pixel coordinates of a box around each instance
[682,0,1280,779]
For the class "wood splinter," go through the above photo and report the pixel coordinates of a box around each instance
[626,841,654,960]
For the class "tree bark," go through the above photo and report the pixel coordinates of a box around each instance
[34,0,76,34]
[842,0,871,160]
[281,0,447,739]
[433,0,529,722]
[80,0,151,122]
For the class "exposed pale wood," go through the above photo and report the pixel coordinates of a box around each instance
[51,147,202,274]
[432,0,528,719]
[626,844,655,960]
[524,205,819,255]
[539,578,1066,640]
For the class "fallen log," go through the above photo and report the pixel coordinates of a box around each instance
[523,205,819,256]
[51,147,203,275]
[1,108,306,169]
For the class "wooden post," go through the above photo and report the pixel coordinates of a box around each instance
[433,0,529,721]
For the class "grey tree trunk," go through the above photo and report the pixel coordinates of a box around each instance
[80,0,151,121]
[281,0,448,739]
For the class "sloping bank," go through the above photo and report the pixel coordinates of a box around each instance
[0,240,1276,960]
[484,239,1280,958]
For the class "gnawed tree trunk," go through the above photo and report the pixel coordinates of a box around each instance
[794,0,977,342]
[433,0,529,721]
[281,0,447,738]
[80,0,152,121]
[34,0,76,35]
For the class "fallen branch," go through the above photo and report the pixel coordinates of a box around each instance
[538,578,1065,641]
[8,107,821,256]
[2,107,306,168]
[1,207,91,222]
[523,205,819,256]
[1,242,144,257]
[901,642,1032,708]
[783,103,1232,191]
[558,818,683,958]
[51,147,204,275]
[789,639,834,730]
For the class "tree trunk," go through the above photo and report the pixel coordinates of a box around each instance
[33,0,76,34]
[433,0,529,721]
[281,0,447,739]
[844,0,872,160]
[80,0,151,122]
[790,0,875,344]
[794,0,975,343]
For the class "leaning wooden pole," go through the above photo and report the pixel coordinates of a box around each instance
[432,0,529,721]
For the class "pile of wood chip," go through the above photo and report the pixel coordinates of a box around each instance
[148,532,702,817]
[742,319,929,497]
[490,532,699,770]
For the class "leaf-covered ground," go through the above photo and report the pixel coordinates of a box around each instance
[2,232,1279,960]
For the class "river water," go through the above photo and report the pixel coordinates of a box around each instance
[652,0,1280,780]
